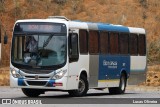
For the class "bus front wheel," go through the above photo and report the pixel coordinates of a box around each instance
[68,75,88,97]
[108,73,127,94]
[22,88,44,97]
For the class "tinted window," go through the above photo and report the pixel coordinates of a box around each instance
[70,34,78,56]
[69,33,79,62]
[100,31,109,54]
[129,34,138,55]
[109,32,119,54]
[138,34,146,56]
[89,30,99,54]
[79,30,88,54]
[119,33,129,54]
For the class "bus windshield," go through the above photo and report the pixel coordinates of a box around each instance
[11,34,67,69]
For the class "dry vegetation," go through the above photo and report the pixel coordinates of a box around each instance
[0,67,9,86]
[145,65,160,86]
[0,0,160,86]
[0,0,160,65]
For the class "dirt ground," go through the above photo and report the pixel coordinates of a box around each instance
[0,66,9,86]
[0,65,160,86]
[145,65,160,86]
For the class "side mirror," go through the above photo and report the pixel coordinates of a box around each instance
[4,33,8,44]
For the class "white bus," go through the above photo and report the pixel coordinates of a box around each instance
[10,16,147,97]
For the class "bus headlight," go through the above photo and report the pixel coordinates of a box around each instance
[11,69,22,78]
[52,69,67,80]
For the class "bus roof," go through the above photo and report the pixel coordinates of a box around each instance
[15,16,145,34]
[70,21,145,34]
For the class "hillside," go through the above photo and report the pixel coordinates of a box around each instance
[0,0,160,65]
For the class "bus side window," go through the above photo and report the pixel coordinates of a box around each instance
[89,30,99,55]
[69,33,79,62]
[119,33,129,55]
[100,31,109,54]
[109,32,119,54]
[79,29,88,54]
[129,34,138,55]
[138,34,146,56]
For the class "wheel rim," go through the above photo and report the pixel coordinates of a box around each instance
[78,79,85,93]
[121,76,125,91]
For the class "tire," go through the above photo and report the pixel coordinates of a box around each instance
[68,75,88,97]
[108,73,127,94]
[22,88,43,97]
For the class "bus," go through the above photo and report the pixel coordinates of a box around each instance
[10,16,147,97]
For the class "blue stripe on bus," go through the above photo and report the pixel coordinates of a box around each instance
[47,80,55,87]
[98,55,130,80]
[18,79,56,87]
[18,78,25,86]
[45,79,56,87]
[98,24,129,32]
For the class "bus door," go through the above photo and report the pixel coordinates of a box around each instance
[67,29,80,90]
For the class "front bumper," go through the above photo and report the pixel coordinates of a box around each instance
[10,74,68,90]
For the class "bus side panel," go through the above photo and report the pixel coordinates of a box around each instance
[128,56,147,85]
[99,55,130,79]
[67,55,89,90]
[88,55,99,88]
[98,55,130,87]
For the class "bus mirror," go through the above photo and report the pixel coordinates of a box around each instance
[4,33,8,44]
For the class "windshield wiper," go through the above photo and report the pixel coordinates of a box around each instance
[43,35,53,48]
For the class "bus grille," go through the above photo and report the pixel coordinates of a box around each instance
[20,69,53,74]
[26,81,47,86]
[24,76,50,79]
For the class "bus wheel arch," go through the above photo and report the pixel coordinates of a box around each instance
[80,70,89,90]
[120,70,128,80]
[80,70,88,79]
[109,70,127,94]
[68,70,89,97]
[119,71,127,92]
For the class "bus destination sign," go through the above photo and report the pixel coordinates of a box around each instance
[14,22,66,33]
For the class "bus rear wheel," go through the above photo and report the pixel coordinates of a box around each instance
[108,73,126,94]
[68,75,88,97]
[22,88,44,97]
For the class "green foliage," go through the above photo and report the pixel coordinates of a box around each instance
[53,0,67,4]
[0,1,5,12]
[142,12,147,20]
[70,0,84,14]
[27,0,34,4]
[139,0,148,8]
[97,0,107,5]
[13,0,22,20]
